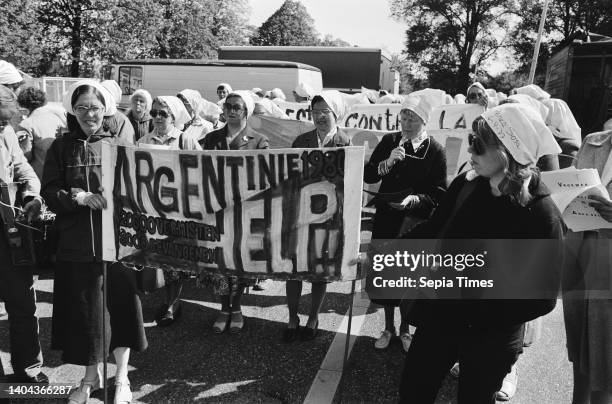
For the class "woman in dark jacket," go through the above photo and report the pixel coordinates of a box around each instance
[364,95,447,351]
[398,103,564,404]
[42,81,146,404]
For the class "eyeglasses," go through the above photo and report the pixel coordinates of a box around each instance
[74,105,105,115]
[223,103,244,113]
[467,93,484,101]
[467,133,490,155]
[150,109,170,119]
[311,109,334,116]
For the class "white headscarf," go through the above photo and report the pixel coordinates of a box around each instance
[178,89,204,118]
[101,80,122,104]
[401,95,434,124]
[227,90,255,119]
[454,94,466,104]
[295,82,315,99]
[311,90,346,120]
[157,95,191,130]
[270,88,286,101]
[508,93,549,121]
[130,89,153,112]
[514,84,550,100]
[482,103,561,166]
[467,82,486,94]
[541,98,581,141]
[409,88,447,109]
[62,79,117,116]
[217,83,233,93]
[0,61,22,85]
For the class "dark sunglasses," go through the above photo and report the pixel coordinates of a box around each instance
[150,109,170,118]
[468,133,488,155]
[223,103,244,113]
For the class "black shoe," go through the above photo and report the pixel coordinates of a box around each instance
[156,302,182,327]
[9,372,49,384]
[300,320,319,341]
[282,320,301,343]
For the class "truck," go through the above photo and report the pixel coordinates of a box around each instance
[102,59,323,109]
[218,46,398,94]
[544,35,612,135]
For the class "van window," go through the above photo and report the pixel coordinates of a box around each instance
[118,66,143,95]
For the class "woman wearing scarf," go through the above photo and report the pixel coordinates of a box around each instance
[42,80,146,404]
[398,103,563,404]
[126,89,154,141]
[467,82,489,108]
[364,94,447,352]
[177,89,214,142]
[137,96,201,327]
[199,91,269,333]
[283,91,352,342]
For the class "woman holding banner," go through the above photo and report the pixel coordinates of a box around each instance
[43,80,147,404]
[363,94,447,351]
[138,95,201,327]
[199,90,269,333]
[283,91,352,342]
[398,103,564,404]
[563,128,612,404]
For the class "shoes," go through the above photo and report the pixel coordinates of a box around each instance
[374,330,394,350]
[114,380,132,404]
[282,319,301,343]
[399,331,412,353]
[496,365,518,401]
[156,301,182,327]
[212,311,230,333]
[9,372,49,384]
[300,320,319,341]
[68,373,102,404]
[229,311,244,333]
[450,362,460,378]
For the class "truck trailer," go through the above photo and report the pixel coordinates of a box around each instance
[218,46,398,94]
[544,36,612,135]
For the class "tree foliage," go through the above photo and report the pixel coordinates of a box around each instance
[390,0,518,94]
[250,0,319,46]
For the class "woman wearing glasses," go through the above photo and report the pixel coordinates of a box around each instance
[199,91,269,333]
[364,95,447,352]
[137,96,201,327]
[42,80,146,404]
[398,104,563,404]
[283,91,352,342]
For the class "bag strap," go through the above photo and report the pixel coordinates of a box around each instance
[437,178,477,238]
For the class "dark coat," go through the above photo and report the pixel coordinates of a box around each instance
[199,124,269,150]
[291,128,352,148]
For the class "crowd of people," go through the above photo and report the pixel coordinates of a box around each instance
[0,57,610,404]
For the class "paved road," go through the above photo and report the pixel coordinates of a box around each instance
[1,271,572,403]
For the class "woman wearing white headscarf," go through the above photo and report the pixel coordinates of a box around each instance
[398,103,563,404]
[541,98,581,168]
[0,60,23,91]
[177,89,214,142]
[466,82,488,108]
[198,91,269,334]
[43,80,146,404]
[126,89,153,141]
[364,94,447,352]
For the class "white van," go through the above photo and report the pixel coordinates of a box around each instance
[103,59,323,108]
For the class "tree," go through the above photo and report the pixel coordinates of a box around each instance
[250,0,319,46]
[390,0,518,94]
[318,34,351,47]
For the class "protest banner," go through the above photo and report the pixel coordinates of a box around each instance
[541,168,612,232]
[100,143,364,281]
[273,100,312,122]
[342,104,404,132]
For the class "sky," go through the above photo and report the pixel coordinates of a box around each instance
[247,0,510,74]
[248,0,407,55]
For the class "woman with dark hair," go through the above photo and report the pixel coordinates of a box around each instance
[43,80,146,404]
[398,103,564,404]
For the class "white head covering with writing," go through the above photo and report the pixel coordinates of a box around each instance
[63,79,117,116]
[482,103,561,166]
[227,90,255,119]
[157,95,191,129]
[514,84,550,100]
[101,80,122,104]
[0,61,22,85]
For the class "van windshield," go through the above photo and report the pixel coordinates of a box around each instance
[118,66,143,95]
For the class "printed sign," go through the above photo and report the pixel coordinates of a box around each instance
[273,100,312,122]
[101,144,364,281]
[343,104,404,132]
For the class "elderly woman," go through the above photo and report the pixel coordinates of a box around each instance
[398,104,563,404]
[466,82,488,108]
[199,90,269,333]
[138,96,200,326]
[42,80,146,404]
[15,86,67,179]
[216,83,232,101]
[363,95,447,351]
[177,89,214,142]
[283,92,352,342]
[126,89,154,141]
[563,127,612,404]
